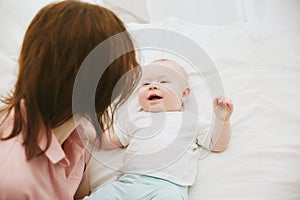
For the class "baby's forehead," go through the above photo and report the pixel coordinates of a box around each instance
[142,62,188,81]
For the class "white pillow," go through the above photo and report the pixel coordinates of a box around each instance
[242,0,300,39]
[146,0,245,25]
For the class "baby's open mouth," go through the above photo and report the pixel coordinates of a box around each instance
[148,94,162,101]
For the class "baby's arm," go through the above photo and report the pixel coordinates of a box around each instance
[101,127,124,149]
[210,97,234,152]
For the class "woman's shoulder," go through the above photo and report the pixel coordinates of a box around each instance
[0,111,24,170]
[0,110,15,138]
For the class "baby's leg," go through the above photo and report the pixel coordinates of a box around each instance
[84,174,147,200]
[151,184,188,200]
[83,180,126,200]
[138,175,188,200]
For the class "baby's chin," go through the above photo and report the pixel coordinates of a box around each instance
[142,105,181,112]
[142,105,164,113]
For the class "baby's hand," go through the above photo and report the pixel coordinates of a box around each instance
[213,97,234,121]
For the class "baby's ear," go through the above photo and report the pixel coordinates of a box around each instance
[182,87,190,102]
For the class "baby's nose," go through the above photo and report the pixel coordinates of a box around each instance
[148,84,159,90]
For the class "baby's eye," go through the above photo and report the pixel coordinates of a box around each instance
[143,83,150,86]
[160,81,169,84]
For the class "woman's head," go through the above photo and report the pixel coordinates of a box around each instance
[1,0,140,159]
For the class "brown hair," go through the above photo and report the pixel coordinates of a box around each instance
[0,0,140,160]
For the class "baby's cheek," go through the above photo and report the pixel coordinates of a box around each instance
[165,92,183,106]
[170,89,184,101]
[163,85,178,95]
[138,89,146,100]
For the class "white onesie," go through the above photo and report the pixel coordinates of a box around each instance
[114,110,211,186]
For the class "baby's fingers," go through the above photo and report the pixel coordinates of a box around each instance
[225,99,234,111]
[213,98,220,107]
[214,97,227,106]
[214,97,234,111]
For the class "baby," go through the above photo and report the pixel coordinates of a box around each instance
[85,59,234,200]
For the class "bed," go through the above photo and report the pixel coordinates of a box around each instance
[1,1,300,199]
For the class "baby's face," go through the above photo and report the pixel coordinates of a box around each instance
[138,61,189,112]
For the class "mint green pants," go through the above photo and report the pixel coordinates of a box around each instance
[85,174,188,200]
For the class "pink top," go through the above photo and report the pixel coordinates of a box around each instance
[0,112,93,199]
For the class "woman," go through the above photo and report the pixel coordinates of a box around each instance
[0,1,140,199]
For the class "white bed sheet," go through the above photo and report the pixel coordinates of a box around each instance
[162,18,300,200]
[88,18,300,199]
[188,26,300,199]
[1,5,300,198]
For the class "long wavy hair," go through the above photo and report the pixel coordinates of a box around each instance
[0,0,141,160]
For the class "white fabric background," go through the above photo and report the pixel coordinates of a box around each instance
[105,0,300,39]
[0,1,299,199]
